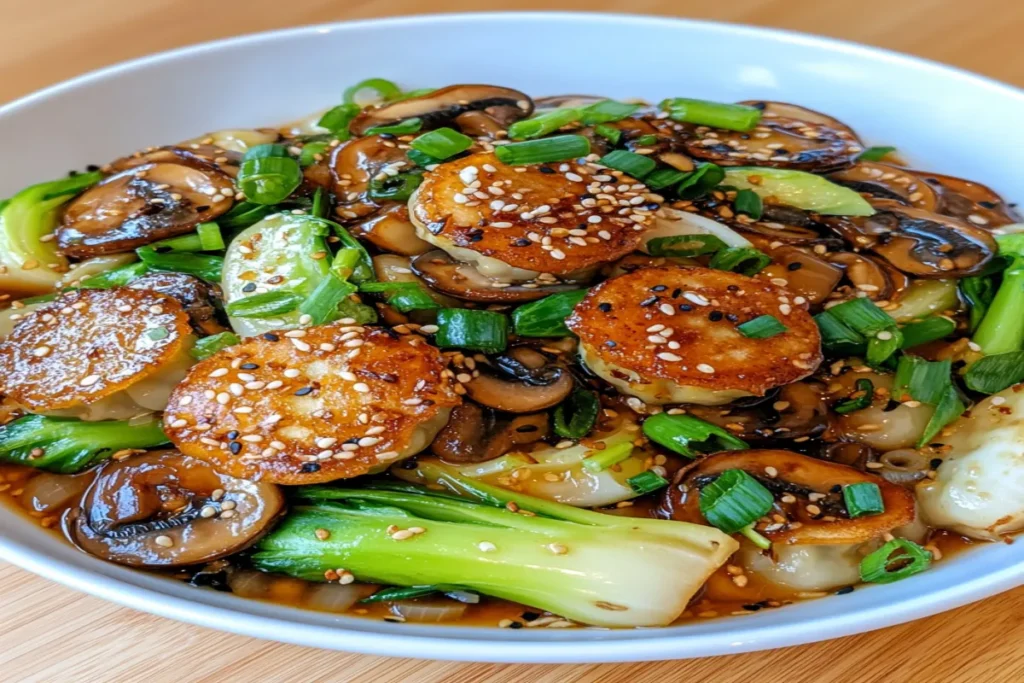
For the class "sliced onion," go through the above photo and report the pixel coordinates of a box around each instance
[227,569,278,599]
[19,471,92,513]
[641,208,753,252]
[392,599,469,623]
[305,582,377,613]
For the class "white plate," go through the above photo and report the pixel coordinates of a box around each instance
[1,11,1022,664]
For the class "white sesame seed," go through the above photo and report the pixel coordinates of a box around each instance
[79,374,100,387]
[169,418,187,428]
[154,535,174,548]
[353,382,370,393]
[478,541,497,552]
[284,369,301,378]
[657,352,683,361]
[210,368,229,378]
[697,363,716,374]
[659,303,676,316]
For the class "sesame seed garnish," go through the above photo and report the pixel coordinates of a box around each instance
[697,364,716,374]
[79,374,100,387]
[154,535,174,548]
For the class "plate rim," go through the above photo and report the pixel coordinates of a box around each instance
[1,11,1022,663]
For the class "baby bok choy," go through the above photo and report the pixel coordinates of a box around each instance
[252,477,737,627]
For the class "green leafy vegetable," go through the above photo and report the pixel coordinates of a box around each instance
[553,389,600,439]
[642,413,749,458]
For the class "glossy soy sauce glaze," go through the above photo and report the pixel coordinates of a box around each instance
[0,82,1020,629]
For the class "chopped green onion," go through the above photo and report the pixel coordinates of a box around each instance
[737,315,787,339]
[311,188,329,219]
[642,413,749,459]
[243,144,289,160]
[299,141,329,167]
[508,108,581,140]
[196,222,224,251]
[494,135,591,166]
[579,100,641,125]
[677,163,725,199]
[960,274,997,333]
[834,378,875,414]
[220,201,276,229]
[843,482,884,518]
[964,350,1024,394]
[858,146,897,162]
[626,470,670,495]
[388,87,436,103]
[553,389,600,439]
[135,250,223,282]
[661,98,762,132]
[860,538,931,584]
[582,441,635,474]
[644,168,689,191]
[190,331,241,360]
[814,310,866,356]
[225,290,304,318]
[368,172,423,202]
[699,469,774,534]
[646,234,728,258]
[317,103,361,139]
[358,281,439,313]
[237,154,302,205]
[900,316,956,349]
[892,355,964,446]
[740,524,772,550]
[734,189,763,220]
[599,150,656,179]
[324,221,374,283]
[343,78,401,106]
[593,124,622,145]
[361,585,455,604]
[434,309,508,354]
[365,118,423,136]
[410,127,473,160]
[78,261,149,289]
[827,298,902,365]
[923,385,965,446]
[298,274,357,325]
[709,247,772,276]
[634,134,658,146]
[511,289,588,337]
[407,148,443,168]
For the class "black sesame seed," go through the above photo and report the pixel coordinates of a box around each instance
[605,340,617,348]
[750,101,767,110]
[263,333,280,342]
[240,363,259,370]
[508,621,523,629]
[598,302,612,312]
[709,311,724,322]
[978,200,996,209]
[226,430,239,440]
[836,585,855,595]
[726,313,739,322]
[294,387,314,396]
[195,205,211,212]
[516,425,539,433]
[678,303,693,312]
[521,611,540,621]
[651,285,667,292]
[539,166,555,174]
[242,283,257,293]
[640,296,659,307]
[930,458,943,469]
[742,603,763,611]
[671,288,682,298]
[400,458,419,470]
[301,463,322,473]
[512,238,531,247]
[229,442,242,455]
[830,484,842,494]
[727,285,740,292]
[86,164,100,172]
[787,262,803,271]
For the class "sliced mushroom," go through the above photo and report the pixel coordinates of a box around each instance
[70,450,285,567]
[694,199,842,250]
[326,136,411,222]
[824,199,997,277]
[661,449,916,545]
[411,250,580,302]
[349,84,534,137]
[602,253,698,278]
[829,162,940,211]
[920,171,1023,228]
[373,254,461,308]
[826,251,909,302]
[534,94,607,109]
[353,203,432,256]
[429,402,549,463]
[683,101,863,172]
[454,111,506,138]
[127,271,225,336]
[757,247,843,305]
[57,162,235,257]
[686,381,830,442]
[109,145,243,178]
[464,347,574,413]
[740,101,862,141]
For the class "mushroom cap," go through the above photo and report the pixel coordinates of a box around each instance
[127,271,225,335]
[57,162,235,257]
[163,323,461,484]
[567,266,822,401]
[829,162,940,211]
[0,288,192,412]
[327,135,411,222]
[921,171,1023,228]
[70,449,285,567]
[409,152,660,277]
[411,250,580,302]
[462,347,574,413]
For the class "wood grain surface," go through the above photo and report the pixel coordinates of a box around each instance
[1,1,1023,681]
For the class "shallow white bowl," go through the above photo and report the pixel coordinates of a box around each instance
[1,11,1022,664]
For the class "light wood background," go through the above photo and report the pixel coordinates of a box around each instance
[2,1,1023,681]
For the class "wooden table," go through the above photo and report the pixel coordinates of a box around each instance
[2,1,1023,680]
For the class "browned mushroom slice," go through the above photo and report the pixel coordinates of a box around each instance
[686,381,830,442]
[661,449,915,545]
[824,199,997,278]
[352,203,432,256]
[109,145,243,178]
[758,247,843,305]
[327,136,411,222]
[57,162,235,257]
[127,271,225,336]
[740,101,862,141]
[685,102,863,172]
[70,450,285,567]
[411,250,580,303]
[463,347,574,413]
[453,110,506,138]
[829,162,939,211]
[826,252,909,302]
[693,200,841,250]
[534,94,607,108]
[429,402,549,463]
[920,171,1023,228]
[349,85,534,136]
